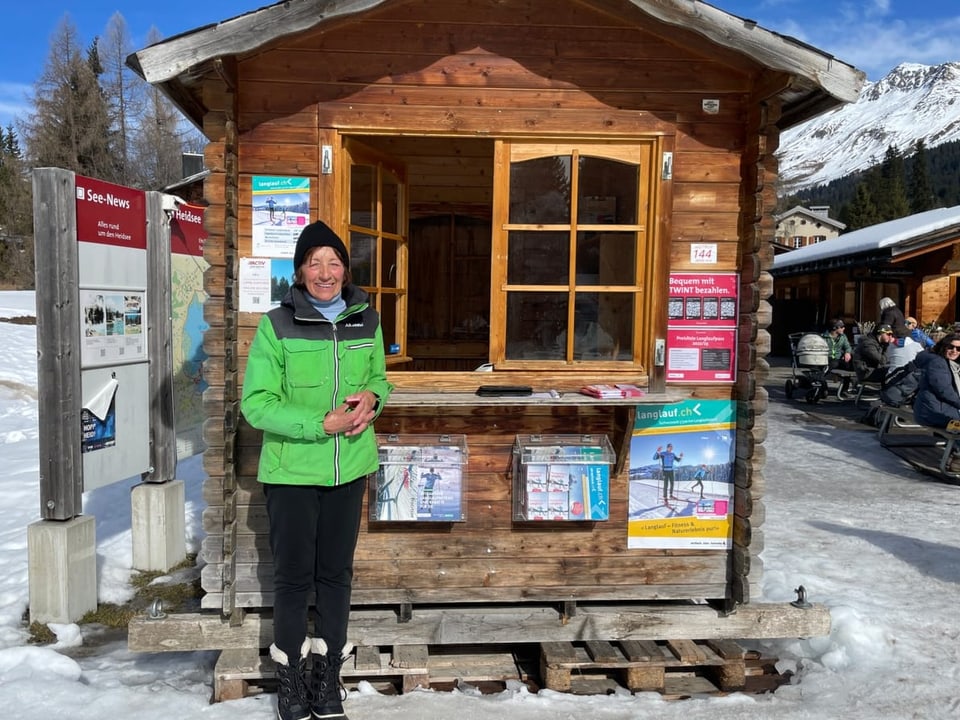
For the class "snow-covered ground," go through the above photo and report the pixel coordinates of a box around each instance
[0,290,957,719]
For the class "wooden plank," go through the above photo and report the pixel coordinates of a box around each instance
[128,603,832,653]
[620,639,663,662]
[354,644,382,672]
[392,644,430,693]
[585,640,622,664]
[666,639,708,663]
[392,644,429,670]
[214,647,264,702]
[540,642,576,691]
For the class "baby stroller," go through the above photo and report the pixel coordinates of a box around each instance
[784,332,834,403]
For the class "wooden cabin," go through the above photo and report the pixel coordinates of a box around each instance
[126,0,864,682]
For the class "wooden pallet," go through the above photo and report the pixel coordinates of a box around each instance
[213,640,789,702]
[540,639,749,697]
[214,643,533,701]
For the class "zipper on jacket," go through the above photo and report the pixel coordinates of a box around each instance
[331,322,342,485]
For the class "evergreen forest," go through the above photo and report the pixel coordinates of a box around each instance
[779,139,960,230]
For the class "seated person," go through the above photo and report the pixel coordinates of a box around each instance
[905,317,935,349]
[913,333,960,429]
[886,329,924,371]
[822,319,853,372]
[853,324,892,383]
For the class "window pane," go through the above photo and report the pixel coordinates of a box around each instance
[507,231,569,285]
[382,238,398,290]
[350,231,376,288]
[576,231,635,285]
[506,292,567,360]
[350,165,376,228]
[572,293,633,360]
[382,171,401,234]
[509,156,571,224]
[577,157,638,224]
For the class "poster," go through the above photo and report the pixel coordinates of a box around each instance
[372,445,465,522]
[80,377,119,453]
[79,288,147,367]
[169,203,210,456]
[627,399,735,549]
[239,256,295,312]
[666,272,739,383]
[251,176,310,257]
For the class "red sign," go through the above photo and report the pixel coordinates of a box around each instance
[665,327,738,383]
[666,272,739,383]
[170,204,206,257]
[75,176,146,250]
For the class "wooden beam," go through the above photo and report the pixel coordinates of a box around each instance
[128,602,831,653]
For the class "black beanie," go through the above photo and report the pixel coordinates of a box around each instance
[293,220,349,270]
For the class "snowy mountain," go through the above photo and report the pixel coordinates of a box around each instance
[777,62,960,196]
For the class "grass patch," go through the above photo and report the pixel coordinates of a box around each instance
[27,554,203,644]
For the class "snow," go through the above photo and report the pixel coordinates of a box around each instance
[1,289,958,719]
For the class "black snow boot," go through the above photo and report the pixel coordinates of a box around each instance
[308,638,351,719]
[270,639,312,720]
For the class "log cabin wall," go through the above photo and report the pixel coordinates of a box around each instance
[194,0,793,615]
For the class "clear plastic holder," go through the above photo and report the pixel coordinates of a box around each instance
[512,434,615,521]
[369,433,468,522]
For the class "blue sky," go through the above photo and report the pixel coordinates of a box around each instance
[1,1,958,131]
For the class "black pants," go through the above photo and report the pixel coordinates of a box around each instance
[662,469,675,499]
[264,479,366,660]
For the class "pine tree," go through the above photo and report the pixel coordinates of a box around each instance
[0,126,32,238]
[908,139,936,213]
[0,125,34,287]
[872,145,910,222]
[842,181,879,230]
[20,17,119,183]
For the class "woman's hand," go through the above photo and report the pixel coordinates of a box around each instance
[322,390,378,437]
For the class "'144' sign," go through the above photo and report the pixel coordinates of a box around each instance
[690,243,717,264]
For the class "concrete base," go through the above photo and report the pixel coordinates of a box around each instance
[132,480,186,572]
[28,515,97,624]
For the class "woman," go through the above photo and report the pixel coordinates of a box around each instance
[912,333,960,429]
[241,220,392,720]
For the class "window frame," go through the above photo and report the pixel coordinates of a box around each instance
[342,139,409,364]
[489,139,662,371]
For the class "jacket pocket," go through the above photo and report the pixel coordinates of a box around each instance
[340,341,374,388]
[284,344,331,389]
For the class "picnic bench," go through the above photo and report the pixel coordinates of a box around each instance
[876,405,960,482]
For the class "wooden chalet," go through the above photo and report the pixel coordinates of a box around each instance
[126,0,864,673]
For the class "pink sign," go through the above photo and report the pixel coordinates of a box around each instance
[667,273,738,327]
[75,176,146,250]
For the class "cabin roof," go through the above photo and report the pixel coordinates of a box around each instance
[127,0,865,131]
[771,206,960,276]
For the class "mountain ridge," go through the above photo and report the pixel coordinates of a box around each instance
[777,61,960,196]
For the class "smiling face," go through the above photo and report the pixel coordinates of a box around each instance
[300,245,346,302]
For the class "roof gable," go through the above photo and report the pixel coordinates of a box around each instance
[128,0,864,129]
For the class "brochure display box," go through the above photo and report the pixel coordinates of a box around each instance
[370,434,468,522]
[513,434,615,521]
